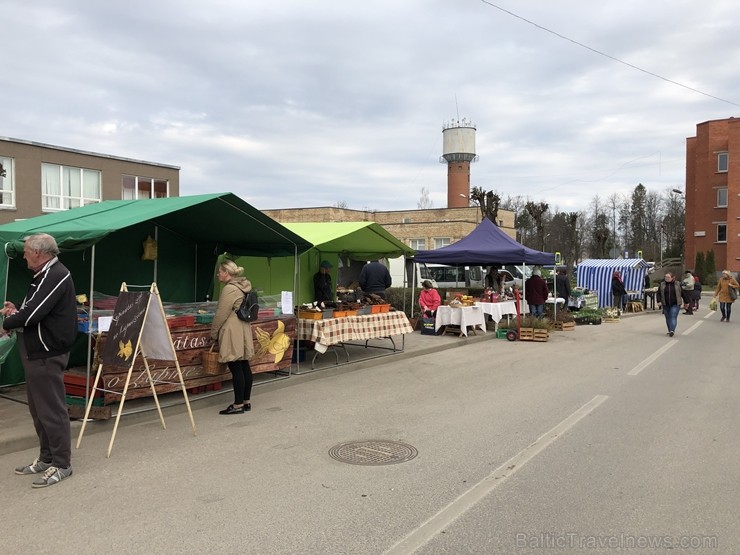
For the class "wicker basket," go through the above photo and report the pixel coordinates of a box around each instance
[202,344,225,376]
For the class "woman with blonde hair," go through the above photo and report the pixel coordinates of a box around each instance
[210,260,255,414]
[713,270,740,322]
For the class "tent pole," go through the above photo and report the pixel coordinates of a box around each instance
[85,244,96,403]
[153,226,159,284]
[293,244,299,375]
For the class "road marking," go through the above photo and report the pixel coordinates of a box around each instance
[681,320,704,335]
[703,311,714,319]
[627,341,677,376]
[383,395,609,555]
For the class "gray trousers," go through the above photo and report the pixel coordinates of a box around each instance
[19,339,71,468]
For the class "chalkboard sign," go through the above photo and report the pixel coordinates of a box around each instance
[100,291,150,367]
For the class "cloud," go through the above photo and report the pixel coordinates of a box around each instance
[2,0,738,214]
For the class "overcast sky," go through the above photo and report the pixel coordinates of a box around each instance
[2,1,738,213]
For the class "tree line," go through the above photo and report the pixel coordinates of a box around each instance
[469,184,688,275]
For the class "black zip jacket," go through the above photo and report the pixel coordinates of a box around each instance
[3,258,77,360]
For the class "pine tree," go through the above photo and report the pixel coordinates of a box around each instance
[705,250,717,286]
[694,252,705,282]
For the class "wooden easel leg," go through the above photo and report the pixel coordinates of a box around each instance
[76,363,104,448]
[142,357,166,430]
[107,363,135,458]
[174,360,197,436]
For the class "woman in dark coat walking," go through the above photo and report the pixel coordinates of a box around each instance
[611,271,626,311]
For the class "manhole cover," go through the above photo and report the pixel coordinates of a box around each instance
[329,440,418,466]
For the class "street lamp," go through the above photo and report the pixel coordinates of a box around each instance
[672,189,684,195]
[659,218,667,267]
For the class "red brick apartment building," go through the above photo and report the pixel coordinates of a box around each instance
[0,137,179,225]
[685,117,740,274]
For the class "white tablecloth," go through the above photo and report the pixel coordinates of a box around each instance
[434,305,486,336]
[475,301,518,329]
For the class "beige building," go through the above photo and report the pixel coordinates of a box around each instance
[262,206,516,251]
[0,137,180,225]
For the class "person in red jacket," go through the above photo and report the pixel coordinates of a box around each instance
[525,268,549,318]
[418,280,441,317]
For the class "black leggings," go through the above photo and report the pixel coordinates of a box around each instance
[720,302,733,320]
[227,360,253,405]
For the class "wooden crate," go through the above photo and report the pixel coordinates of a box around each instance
[298,310,323,320]
[553,321,575,331]
[602,317,621,323]
[519,328,549,342]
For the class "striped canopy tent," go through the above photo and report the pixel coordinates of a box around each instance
[576,258,650,308]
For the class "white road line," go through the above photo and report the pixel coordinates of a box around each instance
[383,395,610,555]
[681,320,704,335]
[627,341,677,376]
[704,311,714,319]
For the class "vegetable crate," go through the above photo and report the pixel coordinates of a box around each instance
[553,321,575,331]
[519,328,549,342]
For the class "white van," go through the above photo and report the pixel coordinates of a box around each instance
[387,258,438,288]
[425,264,485,289]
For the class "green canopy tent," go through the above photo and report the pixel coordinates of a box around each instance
[238,221,415,307]
[0,192,312,385]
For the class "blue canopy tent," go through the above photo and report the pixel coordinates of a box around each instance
[576,258,650,308]
[413,218,555,266]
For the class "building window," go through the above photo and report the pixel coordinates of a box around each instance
[717,223,727,243]
[41,163,101,210]
[434,238,451,249]
[0,156,15,208]
[718,152,728,173]
[409,238,426,251]
[122,175,169,200]
[717,188,728,207]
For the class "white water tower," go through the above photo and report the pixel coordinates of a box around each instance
[440,118,478,208]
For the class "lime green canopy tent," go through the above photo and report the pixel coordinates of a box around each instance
[0,192,312,385]
[238,221,415,306]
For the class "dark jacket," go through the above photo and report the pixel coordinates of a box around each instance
[555,273,571,299]
[525,275,549,305]
[313,271,333,304]
[611,277,627,297]
[359,261,392,294]
[3,258,77,360]
[657,279,682,307]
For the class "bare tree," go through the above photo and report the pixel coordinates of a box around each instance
[417,187,434,210]
[525,201,549,250]
[334,200,348,209]
[469,186,501,224]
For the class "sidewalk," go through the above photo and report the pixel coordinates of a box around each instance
[0,326,490,457]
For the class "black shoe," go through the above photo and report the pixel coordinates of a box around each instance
[244,403,251,412]
[219,404,244,415]
[669,331,674,337]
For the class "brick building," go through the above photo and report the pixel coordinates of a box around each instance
[262,206,516,251]
[685,118,740,273]
[0,137,180,225]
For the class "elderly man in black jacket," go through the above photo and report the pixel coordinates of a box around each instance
[2,233,77,488]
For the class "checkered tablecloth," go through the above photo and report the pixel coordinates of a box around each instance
[297,311,414,347]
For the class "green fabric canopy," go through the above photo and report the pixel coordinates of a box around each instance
[238,221,414,306]
[0,193,312,385]
[0,193,311,258]
[282,222,414,260]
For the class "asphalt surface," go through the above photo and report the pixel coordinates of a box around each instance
[1,305,736,555]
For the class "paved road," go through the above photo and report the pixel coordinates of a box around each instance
[1,308,736,554]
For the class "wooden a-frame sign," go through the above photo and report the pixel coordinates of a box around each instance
[76,283,198,457]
